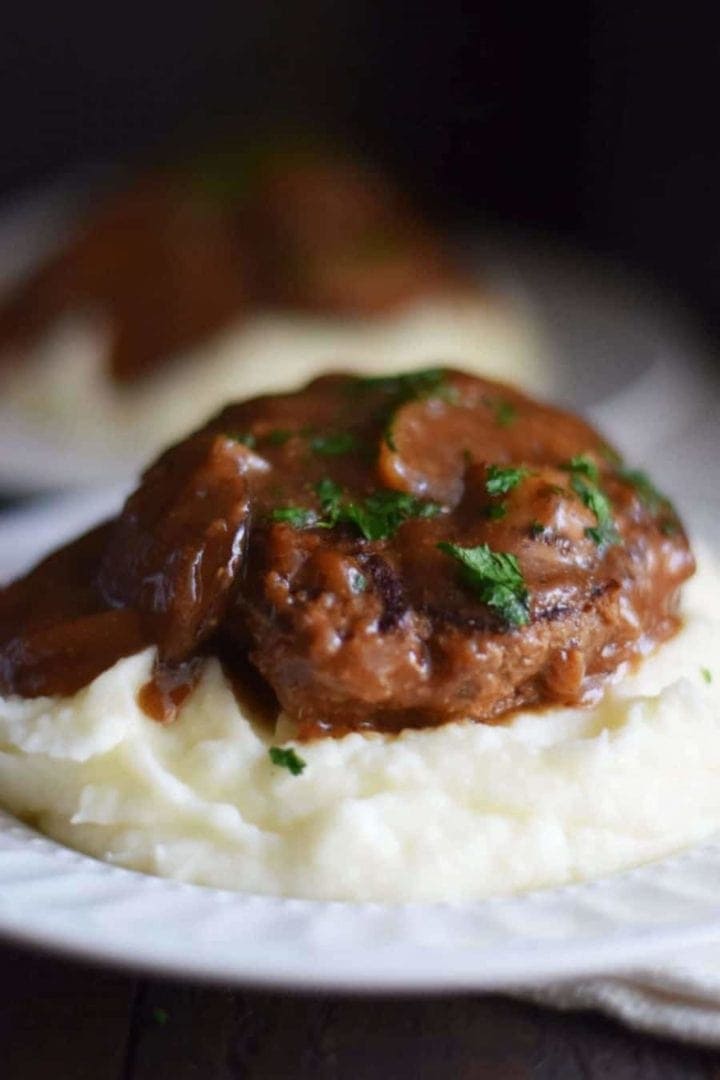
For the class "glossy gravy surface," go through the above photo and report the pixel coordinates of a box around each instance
[0,369,694,735]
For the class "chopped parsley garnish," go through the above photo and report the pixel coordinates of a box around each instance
[355,368,457,453]
[482,396,518,427]
[267,429,293,446]
[271,480,441,541]
[483,466,528,522]
[585,521,617,548]
[311,432,358,456]
[599,442,623,466]
[486,464,529,496]
[660,520,679,537]
[347,490,442,541]
[493,400,517,428]
[563,455,619,547]
[562,454,599,482]
[384,422,398,452]
[701,667,713,684]
[570,474,619,546]
[152,1007,169,1026]
[271,506,317,528]
[246,427,360,456]
[317,481,441,541]
[269,746,307,776]
[355,367,448,400]
[315,477,343,512]
[529,520,546,538]
[229,431,257,448]
[438,541,530,627]
[486,503,507,521]
[617,467,671,513]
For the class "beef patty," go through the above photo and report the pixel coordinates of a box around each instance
[0,369,694,735]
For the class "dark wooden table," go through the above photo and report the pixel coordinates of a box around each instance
[1,942,719,1078]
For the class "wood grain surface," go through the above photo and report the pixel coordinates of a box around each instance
[1,942,719,1079]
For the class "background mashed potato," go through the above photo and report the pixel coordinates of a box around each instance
[0,551,718,903]
[0,297,545,467]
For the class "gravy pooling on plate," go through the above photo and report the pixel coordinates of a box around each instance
[0,369,693,736]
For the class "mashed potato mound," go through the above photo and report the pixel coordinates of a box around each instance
[0,550,718,903]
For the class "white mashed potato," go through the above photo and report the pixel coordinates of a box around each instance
[0,296,545,469]
[1,551,718,903]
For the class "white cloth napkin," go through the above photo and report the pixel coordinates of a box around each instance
[521,939,720,1047]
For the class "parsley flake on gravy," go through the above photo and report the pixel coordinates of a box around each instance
[494,400,517,428]
[438,541,530,627]
[271,480,441,541]
[316,481,441,541]
[315,476,343,513]
[617,466,680,537]
[599,442,623,466]
[355,367,448,400]
[702,667,713,685]
[384,423,398,452]
[269,746,307,776]
[229,431,257,448]
[267,429,293,446]
[271,506,318,528]
[356,368,458,454]
[562,454,599,482]
[311,432,358,456]
[340,489,441,541]
[618,466,672,514]
[482,396,518,428]
[486,464,529,496]
[571,475,619,547]
[563,455,619,547]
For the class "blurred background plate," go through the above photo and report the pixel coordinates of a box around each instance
[0,178,716,494]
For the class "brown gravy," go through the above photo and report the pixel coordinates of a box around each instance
[0,369,695,735]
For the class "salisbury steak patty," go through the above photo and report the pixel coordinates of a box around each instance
[0,369,694,734]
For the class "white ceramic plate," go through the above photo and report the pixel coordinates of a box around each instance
[1,432,720,990]
[4,807,720,991]
[1,184,720,989]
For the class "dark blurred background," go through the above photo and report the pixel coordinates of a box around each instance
[2,2,717,335]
